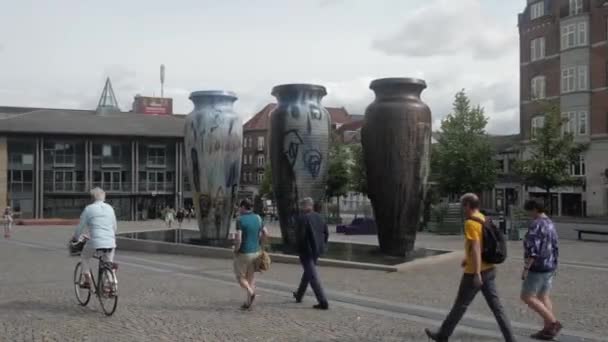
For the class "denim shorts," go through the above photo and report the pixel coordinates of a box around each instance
[521,271,555,296]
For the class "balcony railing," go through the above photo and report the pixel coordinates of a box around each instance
[44,182,134,193]
[8,182,33,193]
[138,182,175,193]
[91,182,133,193]
[44,182,87,193]
[146,157,166,167]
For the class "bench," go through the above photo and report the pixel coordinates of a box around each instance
[575,229,608,240]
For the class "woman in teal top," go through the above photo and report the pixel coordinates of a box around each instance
[233,199,267,309]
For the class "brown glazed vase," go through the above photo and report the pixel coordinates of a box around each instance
[361,78,432,257]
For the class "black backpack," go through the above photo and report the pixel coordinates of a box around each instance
[469,216,507,264]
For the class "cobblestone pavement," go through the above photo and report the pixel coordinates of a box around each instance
[1,224,606,341]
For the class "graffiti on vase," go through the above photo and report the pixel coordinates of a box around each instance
[190,148,201,192]
[310,106,322,120]
[198,194,211,219]
[283,129,303,168]
[303,149,322,178]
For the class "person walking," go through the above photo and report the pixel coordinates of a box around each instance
[176,208,185,229]
[521,199,561,340]
[233,199,267,310]
[425,193,516,342]
[164,206,175,229]
[293,197,329,310]
[3,207,13,239]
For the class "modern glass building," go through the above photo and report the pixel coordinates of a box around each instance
[0,80,191,220]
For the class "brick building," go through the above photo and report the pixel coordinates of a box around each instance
[519,0,608,216]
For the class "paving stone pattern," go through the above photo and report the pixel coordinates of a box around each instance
[1,223,606,341]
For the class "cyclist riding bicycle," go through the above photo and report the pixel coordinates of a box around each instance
[72,187,117,289]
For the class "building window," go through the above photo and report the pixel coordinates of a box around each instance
[562,22,587,50]
[530,37,545,62]
[531,116,545,139]
[257,172,264,184]
[578,22,588,46]
[561,66,587,93]
[570,154,586,176]
[102,171,122,191]
[257,155,265,167]
[531,76,546,99]
[257,136,265,151]
[530,2,544,20]
[569,0,583,15]
[561,67,576,93]
[147,146,166,166]
[562,112,577,135]
[561,24,576,49]
[578,111,588,135]
[53,143,75,166]
[8,170,33,193]
[101,144,121,165]
[577,65,588,90]
[54,170,75,191]
[562,111,588,136]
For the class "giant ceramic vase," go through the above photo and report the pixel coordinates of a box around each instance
[184,91,242,243]
[361,78,432,257]
[270,84,331,247]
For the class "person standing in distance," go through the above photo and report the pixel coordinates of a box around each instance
[3,207,13,239]
[521,199,561,340]
[425,193,516,342]
[293,197,329,310]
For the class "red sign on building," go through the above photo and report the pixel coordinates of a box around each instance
[132,96,173,115]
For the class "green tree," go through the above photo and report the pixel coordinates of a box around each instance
[434,90,496,195]
[348,143,368,196]
[259,163,273,198]
[515,101,587,210]
[326,143,350,217]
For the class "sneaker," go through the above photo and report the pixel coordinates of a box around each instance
[424,328,447,342]
[530,321,562,341]
[549,321,563,338]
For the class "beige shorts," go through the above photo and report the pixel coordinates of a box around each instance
[233,252,260,280]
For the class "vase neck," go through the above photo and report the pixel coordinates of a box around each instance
[271,84,327,104]
[370,78,426,101]
[189,91,237,110]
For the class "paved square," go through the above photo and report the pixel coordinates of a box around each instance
[0,221,606,341]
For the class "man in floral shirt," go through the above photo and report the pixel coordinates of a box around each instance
[521,199,561,340]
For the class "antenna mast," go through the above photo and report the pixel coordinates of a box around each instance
[160,64,165,98]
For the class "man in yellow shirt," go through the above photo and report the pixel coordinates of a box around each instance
[425,193,516,342]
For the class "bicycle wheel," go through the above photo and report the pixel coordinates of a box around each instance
[98,267,118,316]
[73,262,91,306]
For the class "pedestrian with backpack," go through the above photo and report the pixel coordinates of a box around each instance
[425,193,516,342]
[521,199,561,340]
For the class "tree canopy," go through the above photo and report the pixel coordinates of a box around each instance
[433,90,496,195]
[515,101,587,193]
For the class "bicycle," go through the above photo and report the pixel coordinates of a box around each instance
[71,239,119,316]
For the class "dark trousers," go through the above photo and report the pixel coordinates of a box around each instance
[295,256,328,305]
[438,268,516,342]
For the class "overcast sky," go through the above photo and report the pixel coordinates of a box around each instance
[0,0,521,134]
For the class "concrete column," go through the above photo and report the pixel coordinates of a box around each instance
[35,137,44,218]
[0,136,8,210]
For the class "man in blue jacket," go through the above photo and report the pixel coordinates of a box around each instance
[293,197,329,310]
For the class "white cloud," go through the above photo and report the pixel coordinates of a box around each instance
[372,0,517,60]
